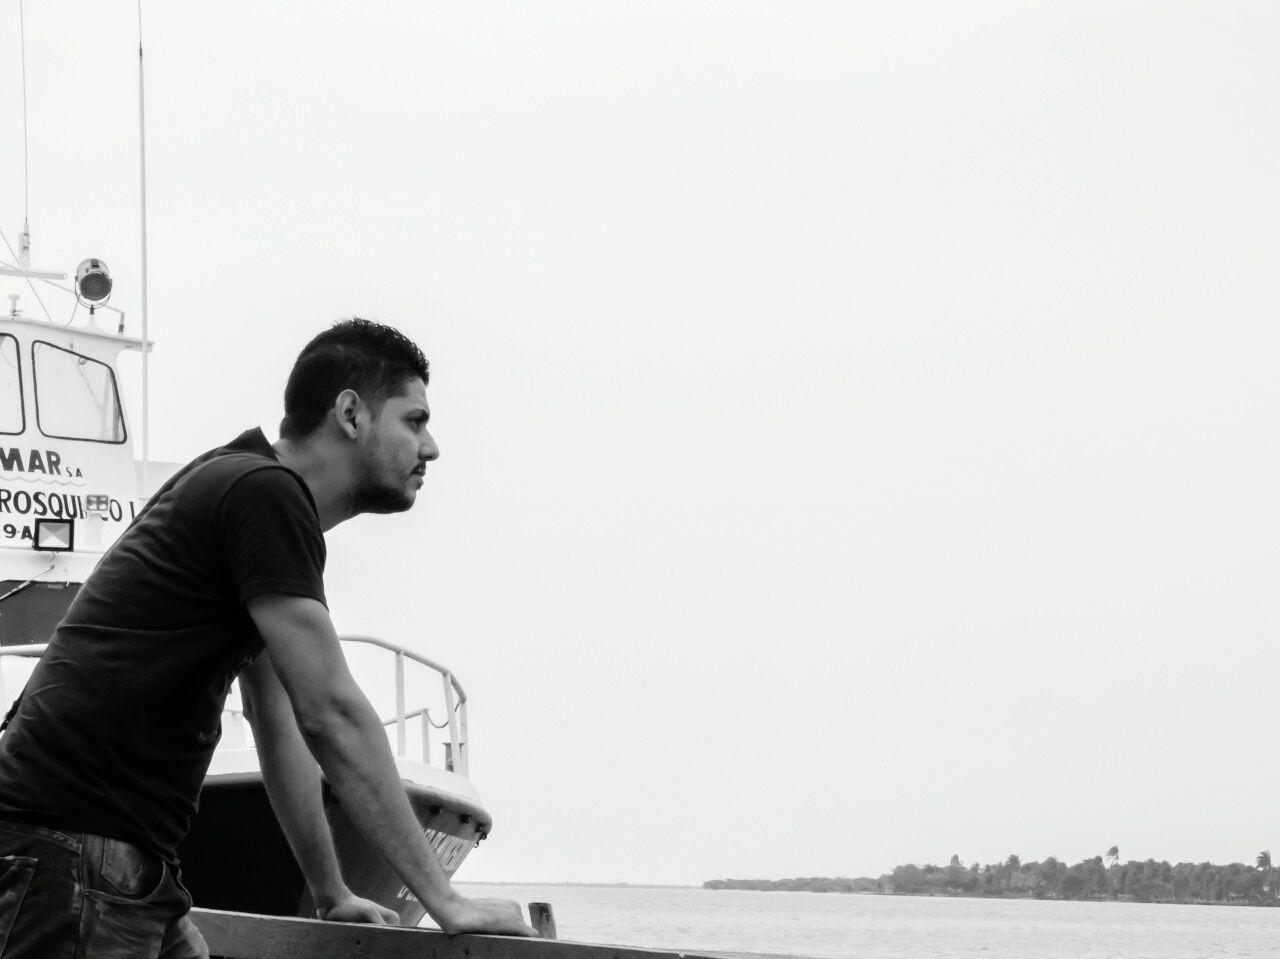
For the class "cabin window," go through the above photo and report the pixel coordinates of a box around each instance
[0,335,22,435]
[32,341,127,444]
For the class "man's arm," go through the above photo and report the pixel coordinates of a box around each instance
[239,652,399,924]
[246,594,535,937]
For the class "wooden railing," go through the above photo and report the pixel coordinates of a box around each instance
[192,908,797,959]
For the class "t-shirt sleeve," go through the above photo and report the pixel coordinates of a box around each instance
[215,467,327,607]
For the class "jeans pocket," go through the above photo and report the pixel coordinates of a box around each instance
[0,855,37,957]
[81,839,184,957]
[91,837,165,903]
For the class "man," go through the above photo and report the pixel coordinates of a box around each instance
[0,319,535,956]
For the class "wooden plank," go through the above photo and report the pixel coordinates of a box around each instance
[528,902,557,939]
[190,909,814,959]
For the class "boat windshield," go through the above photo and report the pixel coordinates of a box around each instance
[0,335,21,435]
[32,341,126,443]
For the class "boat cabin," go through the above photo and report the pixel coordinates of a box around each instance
[0,306,149,646]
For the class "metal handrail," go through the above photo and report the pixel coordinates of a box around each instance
[339,634,469,776]
[0,635,470,777]
[337,635,468,702]
[379,706,451,731]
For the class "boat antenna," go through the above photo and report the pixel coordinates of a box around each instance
[136,0,152,489]
[0,0,53,323]
[18,0,30,267]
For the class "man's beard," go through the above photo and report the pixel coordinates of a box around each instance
[352,476,416,515]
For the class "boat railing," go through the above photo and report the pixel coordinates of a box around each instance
[340,634,470,778]
[0,636,469,778]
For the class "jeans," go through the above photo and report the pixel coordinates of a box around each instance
[0,819,208,959]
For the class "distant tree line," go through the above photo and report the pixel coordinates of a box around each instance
[703,877,881,893]
[705,849,1279,906]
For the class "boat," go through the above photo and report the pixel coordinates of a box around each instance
[0,119,491,933]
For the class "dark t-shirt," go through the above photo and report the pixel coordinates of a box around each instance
[0,428,326,862]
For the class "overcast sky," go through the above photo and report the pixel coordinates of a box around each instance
[3,1,1278,885]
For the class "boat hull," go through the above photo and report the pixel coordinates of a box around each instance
[178,772,490,926]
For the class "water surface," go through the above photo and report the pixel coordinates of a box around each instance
[455,883,1278,958]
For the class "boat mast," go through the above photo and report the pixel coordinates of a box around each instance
[2,0,58,321]
[136,0,151,487]
[18,0,30,269]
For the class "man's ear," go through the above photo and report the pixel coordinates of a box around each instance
[333,389,362,440]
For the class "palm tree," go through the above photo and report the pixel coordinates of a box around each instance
[1105,845,1119,868]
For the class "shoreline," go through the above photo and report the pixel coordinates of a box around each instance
[456,880,699,890]
[701,885,1278,907]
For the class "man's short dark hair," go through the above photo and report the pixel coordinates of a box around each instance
[280,318,430,440]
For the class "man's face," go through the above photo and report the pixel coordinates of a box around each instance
[353,377,438,514]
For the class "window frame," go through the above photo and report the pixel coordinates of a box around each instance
[32,340,128,445]
[0,333,24,437]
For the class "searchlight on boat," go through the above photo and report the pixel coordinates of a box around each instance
[75,258,112,304]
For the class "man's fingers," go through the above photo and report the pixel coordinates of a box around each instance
[438,897,539,937]
[473,897,523,917]
[322,897,396,925]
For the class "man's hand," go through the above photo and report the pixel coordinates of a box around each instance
[246,596,536,938]
[317,894,402,925]
[435,895,538,937]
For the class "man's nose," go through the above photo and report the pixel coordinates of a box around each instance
[421,430,440,462]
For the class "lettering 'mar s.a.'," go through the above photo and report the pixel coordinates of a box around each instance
[0,448,64,475]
